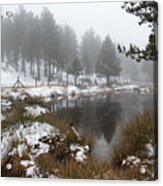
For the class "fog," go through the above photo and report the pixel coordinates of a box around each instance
[1,1,150,48]
[1,2,153,86]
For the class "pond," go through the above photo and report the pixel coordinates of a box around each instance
[47,93,154,160]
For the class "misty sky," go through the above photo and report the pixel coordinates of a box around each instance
[1,2,150,48]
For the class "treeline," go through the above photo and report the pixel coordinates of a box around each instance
[1,6,121,85]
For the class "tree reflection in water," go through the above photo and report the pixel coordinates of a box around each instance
[47,93,153,160]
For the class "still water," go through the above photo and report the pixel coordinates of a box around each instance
[47,93,154,160]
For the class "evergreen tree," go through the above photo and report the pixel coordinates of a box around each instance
[32,15,42,80]
[96,35,121,86]
[13,5,29,76]
[60,25,78,82]
[68,58,82,85]
[1,17,14,65]
[26,11,36,77]
[40,7,59,78]
[80,28,101,78]
[118,1,158,62]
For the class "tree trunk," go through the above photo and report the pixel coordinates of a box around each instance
[22,57,26,77]
[48,59,51,79]
[52,63,55,74]
[37,56,40,80]
[44,62,47,77]
[106,75,110,86]
[59,70,62,83]
[1,50,4,62]
[30,61,33,76]
[74,76,77,86]
[33,63,35,78]
[66,73,69,85]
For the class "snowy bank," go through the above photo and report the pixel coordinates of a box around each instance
[1,85,112,102]
[24,105,49,117]
[1,120,90,177]
[1,122,59,159]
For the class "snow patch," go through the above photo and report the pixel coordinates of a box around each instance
[66,85,80,95]
[20,160,34,167]
[1,122,59,159]
[70,144,89,162]
[122,156,141,167]
[1,113,6,121]
[24,105,49,117]
[26,165,37,177]
[1,99,12,111]
[146,143,154,158]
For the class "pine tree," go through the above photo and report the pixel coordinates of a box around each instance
[60,25,78,83]
[96,35,121,86]
[40,7,59,79]
[68,58,82,85]
[80,28,101,79]
[13,5,29,76]
[118,1,158,62]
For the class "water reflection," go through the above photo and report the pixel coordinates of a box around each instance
[47,93,153,160]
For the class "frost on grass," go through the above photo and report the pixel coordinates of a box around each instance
[20,160,34,167]
[1,122,59,177]
[24,105,49,117]
[1,122,58,159]
[121,142,155,180]
[1,121,90,177]
[70,144,89,162]
[122,156,141,167]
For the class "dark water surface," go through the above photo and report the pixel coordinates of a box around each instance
[47,93,154,160]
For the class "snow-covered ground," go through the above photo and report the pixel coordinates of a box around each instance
[1,121,90,177]
[1,62,113,100]
[24,105,49,118]
[1,122,61,177]
[1,99,13,111]
[1,62,152,99]
[121,149,154,177]
[1,62,38,87]
[113,84,152,94]
[1,61,106,87]
[1,85,113,103]
[70,144,89,162]
[1,122,59,159]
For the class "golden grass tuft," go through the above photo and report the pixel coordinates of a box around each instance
[57,157,109,179]
[35,153,58,177]
[112,111,155,167]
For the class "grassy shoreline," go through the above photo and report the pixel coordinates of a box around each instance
[1,97,157,180]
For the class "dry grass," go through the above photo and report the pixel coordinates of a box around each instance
[57,157,109,179]
[1,102,156,180]
[112,111,155,167]
[37,114,95,148]
[1,156,27,177]
[1,106,34,129]
[35,153,58,177]
[23,96,45,106]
